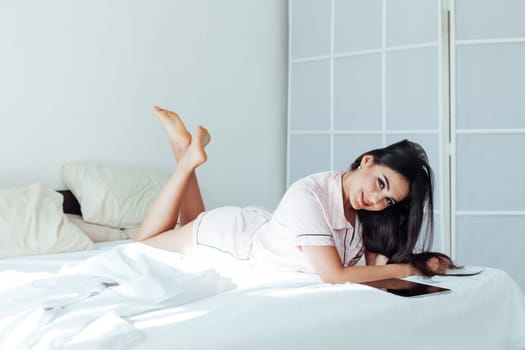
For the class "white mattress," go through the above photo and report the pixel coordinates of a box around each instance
[1,240,524,350]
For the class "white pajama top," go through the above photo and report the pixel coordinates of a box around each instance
[250,171,365,272]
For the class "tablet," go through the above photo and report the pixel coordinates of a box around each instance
[361,278,451,297]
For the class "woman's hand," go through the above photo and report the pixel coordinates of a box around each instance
[425,256,450,275]
[408,253,453,277]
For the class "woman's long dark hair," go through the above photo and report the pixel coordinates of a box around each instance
[351,139,434,263]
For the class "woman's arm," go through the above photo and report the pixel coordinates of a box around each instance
[301,245,417,284]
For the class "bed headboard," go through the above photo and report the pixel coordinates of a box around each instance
[57,190,81,216]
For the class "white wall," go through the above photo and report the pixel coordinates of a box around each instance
[0,0,288,209]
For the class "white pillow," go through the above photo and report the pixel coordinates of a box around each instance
[66,214,137,242]
[0,183,93,258]
[60,162,167,228]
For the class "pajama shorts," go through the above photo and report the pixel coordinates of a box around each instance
[192,206,272,260]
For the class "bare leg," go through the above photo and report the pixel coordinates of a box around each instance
[154,106,206,226]
[139,220,197,255]
[135,125,211,243]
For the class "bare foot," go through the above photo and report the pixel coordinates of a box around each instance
[181,126,211,169]
[154,106,192,160]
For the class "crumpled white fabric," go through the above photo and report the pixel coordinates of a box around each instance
[0,242,234,349]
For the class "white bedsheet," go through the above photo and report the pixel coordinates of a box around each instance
[1,241,524,350]
[0,242,232,349]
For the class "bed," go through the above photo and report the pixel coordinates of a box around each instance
[1,163,524,349]
[1,239,524,350]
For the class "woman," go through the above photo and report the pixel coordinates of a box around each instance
[135,106,458,283]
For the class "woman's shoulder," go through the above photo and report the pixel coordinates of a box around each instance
[293,171,343,185]
[284,171,344,205]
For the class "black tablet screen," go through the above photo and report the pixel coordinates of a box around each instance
[361,278,450,297]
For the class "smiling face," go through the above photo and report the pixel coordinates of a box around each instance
[343,155,410,212]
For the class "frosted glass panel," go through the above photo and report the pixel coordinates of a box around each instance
[333,134,383,171]
[456,43,525,129]
[455,0,525,40]
[385,47,439,130]
[386,0,438,47]
[291,0,331,58]
[290,60,331,131]
[417,213,442,252]
[289,0,446,257]
[456,215,525,290]
[431,213,441,252]
[456,134,525,211]
[334,0,382,53]
[334,54,382,130]
[289,134,330,184]
[386,134,440,208]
